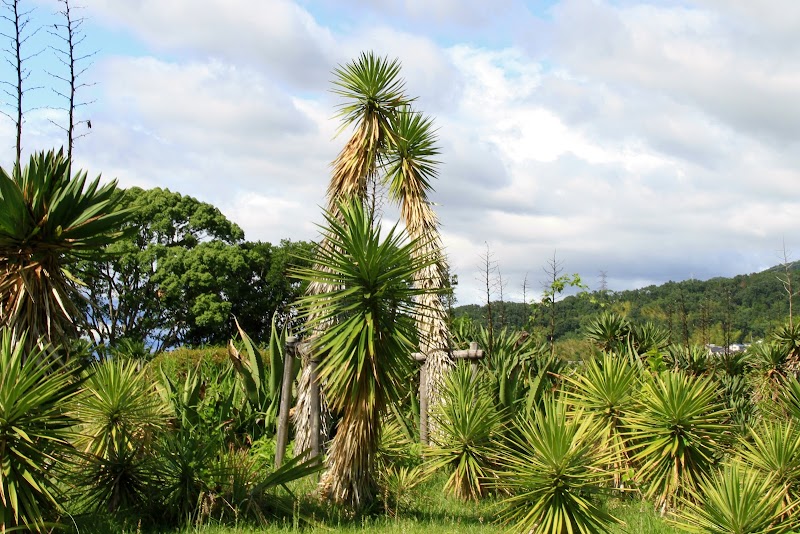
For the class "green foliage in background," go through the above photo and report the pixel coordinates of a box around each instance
[75,186,313,351]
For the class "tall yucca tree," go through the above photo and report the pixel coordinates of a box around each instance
[0,149,128,353]
[384,107,453,433]
[293,52,410,456]
[294,52,452,451]
[293,199,434,509]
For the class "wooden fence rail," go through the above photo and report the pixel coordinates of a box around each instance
[274,339,484,465]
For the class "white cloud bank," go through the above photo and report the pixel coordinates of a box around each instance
[5,0,800,304]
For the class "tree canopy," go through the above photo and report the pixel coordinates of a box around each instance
[76,187,312,351]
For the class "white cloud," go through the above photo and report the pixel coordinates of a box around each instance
[3,0,800,306]
[84,0,338,87]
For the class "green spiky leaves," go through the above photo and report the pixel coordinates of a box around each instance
[0,149,129,350]
[294,199,434,413]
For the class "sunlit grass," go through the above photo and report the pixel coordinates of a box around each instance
[69,472,678,533]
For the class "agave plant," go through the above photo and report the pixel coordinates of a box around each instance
[425,362,502,501]
[672,462,794,533]
[495,397,620,533]
[0,149,129,353]
[292,199,434,510]
[625,370,729,511]
[562,352,640,487]
[227,315,287,441]
[0,330,80,532]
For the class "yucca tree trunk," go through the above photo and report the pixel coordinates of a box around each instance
[416,272,453,438]
[317,397,380,509]
[292,343,330,457]
[293,126,379,457]
[391,127,453,438]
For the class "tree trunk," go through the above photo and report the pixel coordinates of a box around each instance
[318,398,380,510]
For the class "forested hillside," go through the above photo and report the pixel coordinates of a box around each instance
[453,263,800,345]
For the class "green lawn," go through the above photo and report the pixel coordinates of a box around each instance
[69,474,678,533]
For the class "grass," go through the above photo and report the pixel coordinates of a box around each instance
[65,473,679,533]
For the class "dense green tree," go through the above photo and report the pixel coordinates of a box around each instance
[76,187,312,351]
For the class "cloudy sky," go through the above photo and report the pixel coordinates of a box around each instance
[2,0,799,304]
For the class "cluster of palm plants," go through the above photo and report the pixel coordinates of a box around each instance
[415,309,800,533]
[0,318,319,531]
[11,56,800,534]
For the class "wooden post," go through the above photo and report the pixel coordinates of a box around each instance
[309,355,321,459]
[275,336,298,468]
[419,356,429,446]
[469,341,479,377]
[412,345,484,446]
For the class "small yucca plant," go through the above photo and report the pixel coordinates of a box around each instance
[672,462,795,533]
[562,352,640,488]
[72,359,167,512]
[739,420,800,511]
[495,397,620,533]
[625,370,729,511]
[425,362,501,501]
[0,330,80,532]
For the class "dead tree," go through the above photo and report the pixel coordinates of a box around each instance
[478,242,498,355]
[0,0,41,166]
[47,0,94,162]
[778,241,799,329]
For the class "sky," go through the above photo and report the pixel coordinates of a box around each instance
[2,0,799,305]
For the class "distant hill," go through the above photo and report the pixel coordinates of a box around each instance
[452,263,800,345]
